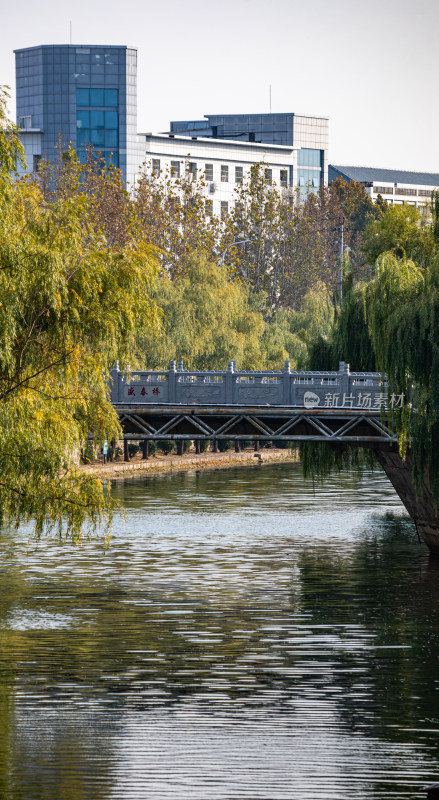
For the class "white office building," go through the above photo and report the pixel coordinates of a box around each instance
[137,133,300,217]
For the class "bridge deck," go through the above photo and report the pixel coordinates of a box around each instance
[115,404,397,443]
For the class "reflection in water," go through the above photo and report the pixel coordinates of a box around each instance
[0,463,438,798]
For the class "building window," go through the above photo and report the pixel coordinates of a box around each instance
[235,166,243,183]
[205,163,213,181]
[280,169,288,187]
[297,148,322,167]
[76,88,119,160]
[103,89,118,107]
[76,108,119,148]
[19,115,32,129]
[76,88,90,107]
[76,88,118,107]
[265,168,272,183]
[33,154,41,173]
[152,159,160,176]
[395,187,417,196]
[221,201,228,219]
[297,169,321,195]
[205,199,213,216]
[171,160,180,177]
[221,165,229,182]
[188,162,197,179]
[374,186,393,195]
[419,189,432,197]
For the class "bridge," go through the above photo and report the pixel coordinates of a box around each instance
[110,360,398,445]
[109,361,439,555]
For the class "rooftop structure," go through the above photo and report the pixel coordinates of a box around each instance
[329,165,439,212]
[170,112,329,187]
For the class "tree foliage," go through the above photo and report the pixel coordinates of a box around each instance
[222,166,383,310]
[306,193,439,499]
[361,204,434,267]
[133,163,219,279]
[364,252,439,494]
[0,87,25,174]
[0,89,160,539]
[137,252,335,371]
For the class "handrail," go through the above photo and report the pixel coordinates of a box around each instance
[110,360,402,411]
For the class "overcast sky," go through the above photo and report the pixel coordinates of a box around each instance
[2,0,438,171]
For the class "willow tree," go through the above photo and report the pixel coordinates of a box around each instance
[365,251,439,494]
[0,88,160,540]
[137,251,307,370]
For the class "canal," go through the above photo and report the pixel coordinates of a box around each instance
[0,462,438,799]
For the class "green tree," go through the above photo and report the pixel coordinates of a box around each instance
[330,176,385,238]
[138,252,334,371]
[133,161,220,279]
[137,251,313,370]
[36,144,132,250]
[222,166,378,312]
[0,87,25,173]
[362,204,433,267]
[0,88,160,539]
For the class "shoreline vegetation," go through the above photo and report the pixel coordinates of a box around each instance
[81,447,297,480]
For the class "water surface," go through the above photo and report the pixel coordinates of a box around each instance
[0,462,438,799]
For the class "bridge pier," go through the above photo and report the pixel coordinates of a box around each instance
[375,446,439,555]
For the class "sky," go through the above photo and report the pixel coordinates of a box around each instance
[2,0,438,172]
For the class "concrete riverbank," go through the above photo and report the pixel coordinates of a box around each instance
[81,448,297,480]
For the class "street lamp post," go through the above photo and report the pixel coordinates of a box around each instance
[219,238,251,266]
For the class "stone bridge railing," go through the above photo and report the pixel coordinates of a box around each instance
[110,361,394,410]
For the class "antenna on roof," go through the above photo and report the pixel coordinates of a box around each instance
[69,21,72,44]
[269,84,272,114]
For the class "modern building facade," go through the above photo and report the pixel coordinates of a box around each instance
[139,132,297,217]
[170,113,329,188]
[14,44,329,209]
[15,44,138,184]
[329,165,439,213]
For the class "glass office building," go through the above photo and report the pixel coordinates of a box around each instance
[15,44,138,184]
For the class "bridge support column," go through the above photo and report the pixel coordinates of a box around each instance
[235,441,240,453]
[123,439,129,462]
[142,440,149,460]
[177,440,184,456]
[375,446,439,555]
[254,440,260,452]
[195,440,200,454]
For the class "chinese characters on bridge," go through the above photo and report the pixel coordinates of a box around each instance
[127,386,161,397]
